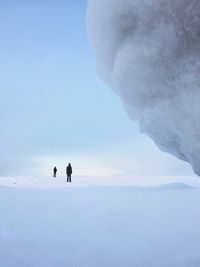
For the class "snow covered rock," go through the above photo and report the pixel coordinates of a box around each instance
[87,0,200,175]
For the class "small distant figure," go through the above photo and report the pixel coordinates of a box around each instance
[53,166,57,178]
[66,163,72,182]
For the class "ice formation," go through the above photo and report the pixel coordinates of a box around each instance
[87,0,200,175]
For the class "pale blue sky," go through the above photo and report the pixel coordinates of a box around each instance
[0,0,196,182]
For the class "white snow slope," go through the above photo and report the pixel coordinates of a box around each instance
[0,183,200,267]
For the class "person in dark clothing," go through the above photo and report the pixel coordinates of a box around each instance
[53,166,57,178]
[66,163,72,182]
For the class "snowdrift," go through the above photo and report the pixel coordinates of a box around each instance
[1,183,200,267]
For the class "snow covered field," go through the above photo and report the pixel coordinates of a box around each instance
[1,181,200,267]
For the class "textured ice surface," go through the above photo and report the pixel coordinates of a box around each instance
[87,0,200,175]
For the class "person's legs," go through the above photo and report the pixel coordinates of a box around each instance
[67,175,69,182]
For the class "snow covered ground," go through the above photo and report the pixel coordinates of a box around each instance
[1,180,200,267]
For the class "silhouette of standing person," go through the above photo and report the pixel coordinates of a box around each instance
[53,166,57,178]
[66,163,72,182]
